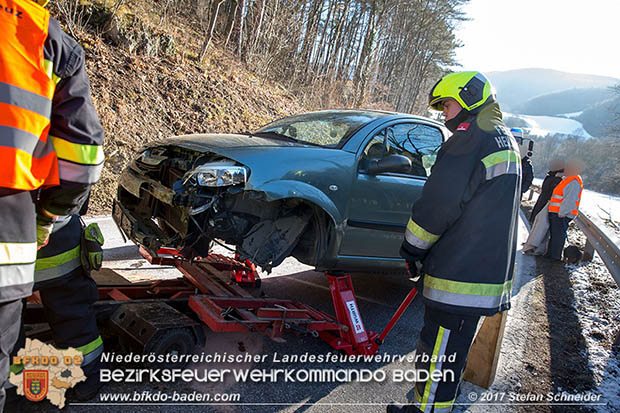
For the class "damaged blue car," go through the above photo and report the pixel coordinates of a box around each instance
[113,110,446,272]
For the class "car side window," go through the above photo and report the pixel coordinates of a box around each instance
[361,123,443,177]
[363,134,385,160]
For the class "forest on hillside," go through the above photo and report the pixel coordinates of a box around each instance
[195,0,467,112]
[55,0,467,113]
[50,0,468,212]
[532,135,620,195]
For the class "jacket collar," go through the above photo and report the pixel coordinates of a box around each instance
[444,102,504,133]
[444,109,470,133]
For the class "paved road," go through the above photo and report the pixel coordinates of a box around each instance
[25,215,536,412]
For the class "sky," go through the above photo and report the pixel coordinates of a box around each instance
[452,0,620,79]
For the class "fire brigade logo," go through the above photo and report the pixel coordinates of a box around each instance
[23,370,49,402]
[10,339,86,408]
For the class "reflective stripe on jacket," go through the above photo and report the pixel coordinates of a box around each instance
[0,0,59,190]
[0,243,36,288]
[37,16,105,217]
[0,190,37,302]
[34,214,82,283]
[401,103,521,316]
[548,175,583,218]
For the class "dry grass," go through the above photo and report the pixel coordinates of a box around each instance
[58,2,308,214]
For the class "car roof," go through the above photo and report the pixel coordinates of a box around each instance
[300,109,444,128]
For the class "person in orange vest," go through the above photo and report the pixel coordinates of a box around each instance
[0,0,104,408]
[545,160,585,261]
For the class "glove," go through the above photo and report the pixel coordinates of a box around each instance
[36,215,56,250]
[405,261,423,284]
[80,222,104,272]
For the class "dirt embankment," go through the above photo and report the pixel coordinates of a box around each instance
[61,2,307,214]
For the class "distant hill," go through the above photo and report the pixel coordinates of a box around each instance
[487,68,618,111]
[575,95,620,137]
[515,87,615,116]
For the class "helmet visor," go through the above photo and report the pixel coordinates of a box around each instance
[429,98,446,111]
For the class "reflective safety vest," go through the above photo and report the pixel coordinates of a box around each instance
[548,175,583,218]
[0,0,59,190]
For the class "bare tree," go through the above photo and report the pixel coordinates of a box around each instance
[190,0,468,112]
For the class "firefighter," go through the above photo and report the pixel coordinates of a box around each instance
[7,205,105,403]
[389,72,521,412]
[511,128,534,195]
[0,0,104,408]
[545,159,584,261]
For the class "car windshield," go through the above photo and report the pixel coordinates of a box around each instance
[255,110,385,148]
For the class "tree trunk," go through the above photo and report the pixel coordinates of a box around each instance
[237,0,247,58]
[200,0,226,62]
[225,0,239,49]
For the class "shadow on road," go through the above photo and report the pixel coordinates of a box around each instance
[536,258,597,412]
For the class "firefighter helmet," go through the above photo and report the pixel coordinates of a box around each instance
[428,71,496,112]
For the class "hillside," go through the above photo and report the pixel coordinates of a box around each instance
[51,2,307,214]
[515,87,615,116]
[48,0,466,215]
[575,96,620,137]
[487,68,618,111]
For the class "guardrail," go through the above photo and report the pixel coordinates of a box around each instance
[575,213,620,286]
[526,184,620,287]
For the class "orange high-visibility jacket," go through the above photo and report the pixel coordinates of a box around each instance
[548,175,583,218]
[2,0,104,218]
[0,0,59,190]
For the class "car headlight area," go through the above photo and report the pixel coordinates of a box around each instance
[185,162,249,187]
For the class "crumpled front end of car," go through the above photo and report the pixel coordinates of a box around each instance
[114,144,319,272]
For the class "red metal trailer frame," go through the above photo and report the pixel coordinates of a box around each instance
[96,247,418,356]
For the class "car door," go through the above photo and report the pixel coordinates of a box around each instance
[339,121,444,258]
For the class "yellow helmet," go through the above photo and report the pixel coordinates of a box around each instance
[428,71,496,112]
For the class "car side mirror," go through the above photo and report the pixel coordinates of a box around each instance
[367,154,412,175]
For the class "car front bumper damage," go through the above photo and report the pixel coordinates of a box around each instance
[114,148,315,272]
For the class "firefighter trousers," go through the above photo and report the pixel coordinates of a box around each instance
[10,215,103,382]
[411,306,480,413]
[0,190,36,411]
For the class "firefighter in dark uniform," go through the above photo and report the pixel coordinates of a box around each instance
[8,206,105,402]
[389,72,521,412]
[0,0,105,407]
